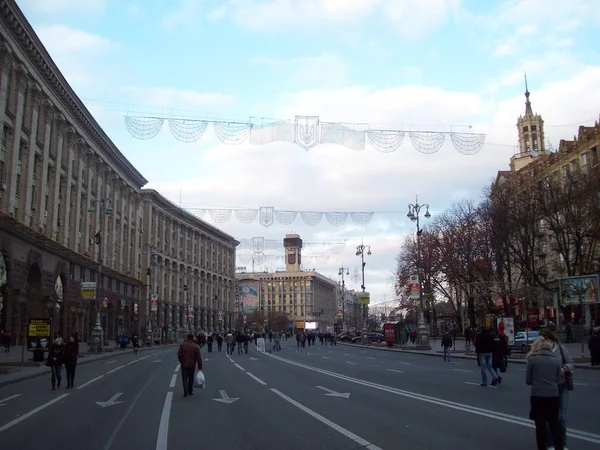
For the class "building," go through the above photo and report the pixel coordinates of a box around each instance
[0,0,147,343]
[140,189,238,341]
[494,82,600,326]
[235,234,337,331]
[0,0,238,345]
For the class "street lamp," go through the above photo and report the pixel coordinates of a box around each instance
[338,265,349,331]
[355,241,371,329]
[145,244,157,344]
[407,196,432,349]
[88,198,113,353]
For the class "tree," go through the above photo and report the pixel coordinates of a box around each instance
[267,310,289,331]
[246,310,264,330]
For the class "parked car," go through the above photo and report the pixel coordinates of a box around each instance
[513,330,540,353]
[352,332,384,344]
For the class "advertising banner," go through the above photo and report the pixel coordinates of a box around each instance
[238,281,259,313]
[27,318,52,351]
[559,275,599,305]
[496,317,515,346]
[151,294,158,312]
[409,275,420,299]
[80,282,97,301]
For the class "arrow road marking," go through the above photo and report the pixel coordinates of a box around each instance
[96,393,123,408]
[212,390,239,404]
[250,357,258,361]
[0,394,21,406]
[316,386,351,398]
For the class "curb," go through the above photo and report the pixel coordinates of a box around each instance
[339,342,600,371]
[0,344,178,388]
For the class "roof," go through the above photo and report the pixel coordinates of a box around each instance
[140,189,239,247]
[0,0,148,188]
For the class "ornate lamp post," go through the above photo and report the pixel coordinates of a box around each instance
[88,198,113,353]
[338,265,349,331]
[407,197,432,349]
[355,241,371,329]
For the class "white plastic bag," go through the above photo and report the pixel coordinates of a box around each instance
[194,370,206,389]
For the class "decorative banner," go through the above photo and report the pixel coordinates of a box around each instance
[124,115,486,155]
[409,275,420,299]
[151,295,158,312]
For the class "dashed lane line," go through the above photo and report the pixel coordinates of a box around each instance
[386,369,404,374]
[234,363,245,371]
[107,365,125,374]
[76,375,104,390]
[0,394,70,434]
[246,372,267,386]
[169,374,177,388]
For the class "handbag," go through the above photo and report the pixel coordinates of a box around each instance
[558,345,574,391]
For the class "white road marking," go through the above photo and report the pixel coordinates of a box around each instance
[346,361,357,365]
[233,363,245,371]
[0,394,69,434]
[139,355,151,360]
[464,382,498,389]
[322,357,330,359]
[107,365,125,374]
[398,362,412,365]
[156,392,173,450]
[0,394,21,405]
[386,369,404,373]
[366,357,376,360]
[574,382,587,387]
[174,365,181,373]
[169,374,178,388]
[271,389,381,450]
[104,360,117,364]
[453,369,472,373]
[76,375,104,390]
[246,372,267,385]
[262,352,600,446]
[343,353,350,356]
[127,359,139,366]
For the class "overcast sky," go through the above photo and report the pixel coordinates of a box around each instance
[16,0,600,305]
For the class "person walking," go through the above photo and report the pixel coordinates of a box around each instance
[177,333,203,397]
[539,328,573,450]
[474,326,500,386]
[63,334,79,389]
[526,337,563,450]
[441,333,452,362]
[47,337,65,390]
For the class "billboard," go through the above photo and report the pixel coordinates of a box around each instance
[559,275,599,305]
[238,280,259,313]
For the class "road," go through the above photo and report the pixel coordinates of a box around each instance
[0,340,598,449]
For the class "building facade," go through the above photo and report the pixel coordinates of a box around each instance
[0,0,148,343]
[235,234,338,331]
[494,84,600,326]
[141,190,238,341]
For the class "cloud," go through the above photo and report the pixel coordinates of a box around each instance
[16,0,106,16]
[33,25,120,89]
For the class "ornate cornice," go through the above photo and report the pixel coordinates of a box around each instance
[0,0,148,188]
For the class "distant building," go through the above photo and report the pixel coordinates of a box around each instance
[235,234,337,331]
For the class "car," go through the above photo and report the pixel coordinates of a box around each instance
[513,330,540,353]
[351,332,384,344]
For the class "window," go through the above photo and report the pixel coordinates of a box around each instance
[531,125,537,131]
[15,174,20,197]
[592,147,599,166]
[30,184,36,209]
[561,165,569,178]
[582,152,588,166]
[1,125,11,150]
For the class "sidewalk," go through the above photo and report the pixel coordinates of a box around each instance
[0,343,177,387]
[340,341,598,370]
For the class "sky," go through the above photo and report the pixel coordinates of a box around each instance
[14,0,600,307]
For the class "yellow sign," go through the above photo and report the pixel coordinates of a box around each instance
[357,292,371,304]
[295,321,305,329]
[28,319,51,337]
[80,281,97,300]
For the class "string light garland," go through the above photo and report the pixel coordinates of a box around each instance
[124,115,486,155]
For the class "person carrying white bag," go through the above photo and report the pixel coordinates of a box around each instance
[177,333,203,397]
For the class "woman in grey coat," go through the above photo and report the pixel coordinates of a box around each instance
[526,337,563,450]
[539,328,573,450]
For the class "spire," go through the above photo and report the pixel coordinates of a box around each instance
[524,72,533,116]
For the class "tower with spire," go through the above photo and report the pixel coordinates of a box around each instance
[510,73,547,172]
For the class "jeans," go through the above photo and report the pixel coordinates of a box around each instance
[181,367,195,394]
[443,347,451,361]
[478,353,498,384]
[51,364,63,385]
[546,383,569,447]
[64,361,77,385]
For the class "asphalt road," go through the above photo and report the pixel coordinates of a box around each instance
[0,340,598,450]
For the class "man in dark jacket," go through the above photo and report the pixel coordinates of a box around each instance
[178,333,203,397]
[474,326,500,386]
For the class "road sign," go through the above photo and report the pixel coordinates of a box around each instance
[80,282,97,300]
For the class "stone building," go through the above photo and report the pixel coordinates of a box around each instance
[235,234,338,332]
[140,189,238,341]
